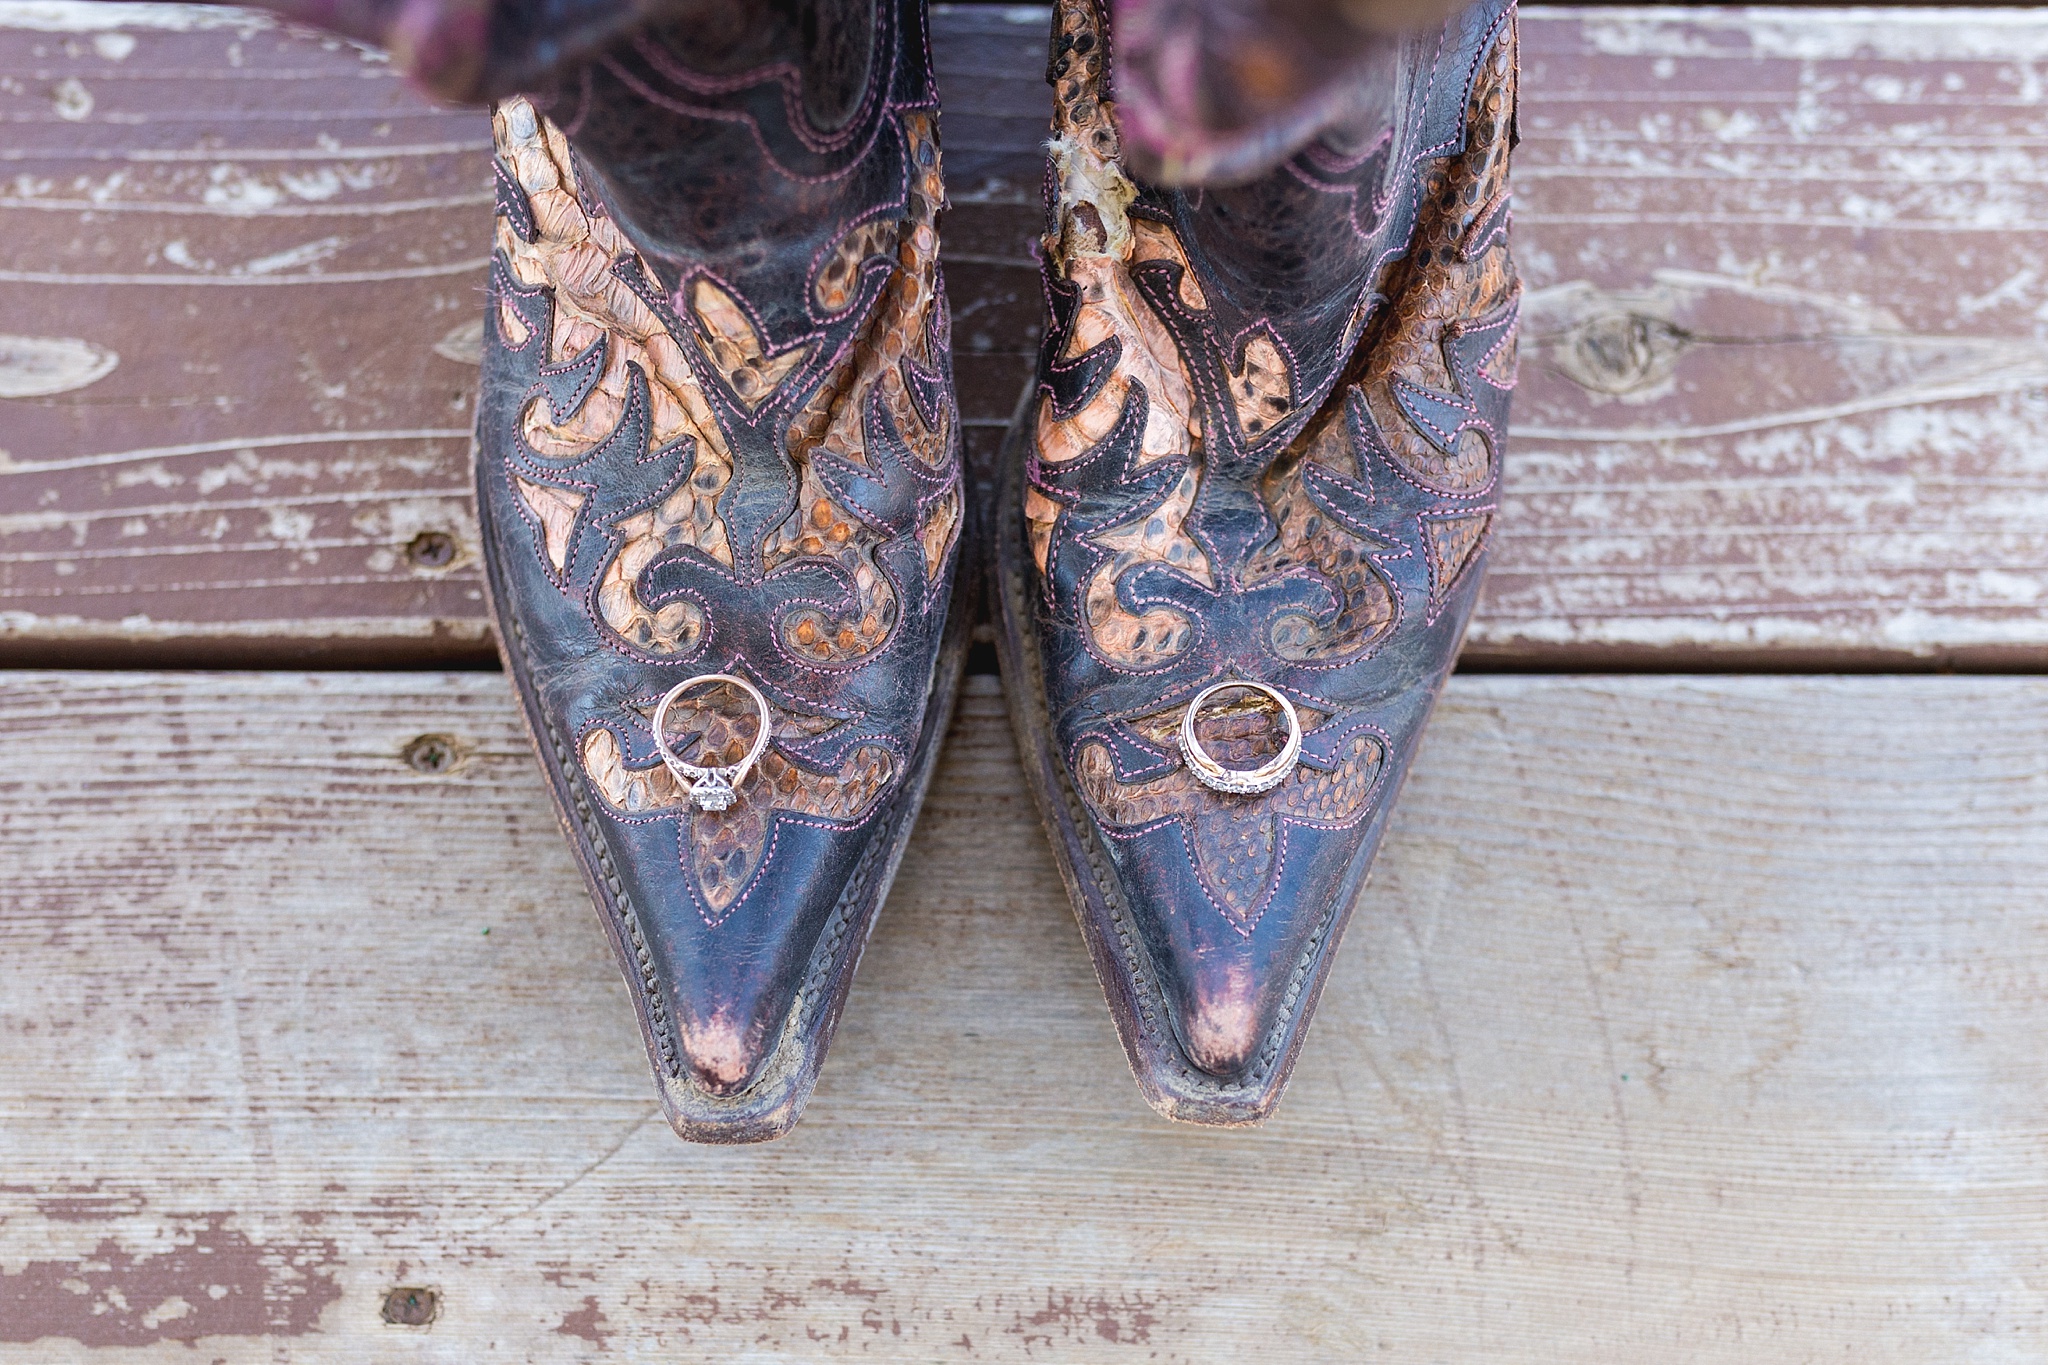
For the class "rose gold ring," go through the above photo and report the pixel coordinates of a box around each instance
[652,673,772,812]
[1177,680,1302,797]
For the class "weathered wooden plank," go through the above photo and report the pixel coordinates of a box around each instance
[0,2,493,663]
[3,670,2046,1360]
[4,5,2046,666]
[1498,8,2048,666]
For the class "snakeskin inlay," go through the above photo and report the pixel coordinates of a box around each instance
[1129,217,1206,310]
[1227,333,1291,441]
[495,96,732,655]
[1422,508,1492,606]
[688,276,813,411]
[1034,0,1207,670]
[578,682,896,922]
[814,218,901,315]
[497,298,533,346]
[1353,22,1518,497]
[516,475,583,576]
[1243,415,1400,661]
[1074,694,1380,928]
[768,109,958,664]
[1082,463,1213,664]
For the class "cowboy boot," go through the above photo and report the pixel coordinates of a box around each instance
[476,0,968,1142]
[996,0,1517,1124]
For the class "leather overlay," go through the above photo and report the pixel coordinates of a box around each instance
[1009,0,1518,1111]
[1355,24,1518,496]
[1071,691,1379,929]
[475,0,962,1140]
[578,682,896,921]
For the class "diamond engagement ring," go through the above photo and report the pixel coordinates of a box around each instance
[1177,680,1303,796]
[653,673,774,812]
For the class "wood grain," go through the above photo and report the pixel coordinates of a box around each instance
[1498,8,2048,667]
[0,2,491,663]
[4,5,2047,666]
[3,670,2046,1360]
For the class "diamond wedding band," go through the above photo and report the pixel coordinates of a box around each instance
[1177,680,1302,796]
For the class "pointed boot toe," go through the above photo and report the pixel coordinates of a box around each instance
[476,0,966,1142]
[1175,963,1264,1079]
[999,0,1519,1124]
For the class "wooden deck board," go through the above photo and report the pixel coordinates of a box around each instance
[0,3,492,663]
[3,670,2046,1360]
[4,3,2047,666]
[1500,8,2048,666]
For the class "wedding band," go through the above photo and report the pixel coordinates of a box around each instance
[1177,680,1302,796]
[652,673,774,812]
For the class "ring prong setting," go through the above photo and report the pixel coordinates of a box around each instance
[687,773,738,811]
[652,672,774,814]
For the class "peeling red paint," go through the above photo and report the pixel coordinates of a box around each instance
[675,1290,721,1324]
[556,1294,611,1349]
[1009,1290,1160,1348]
[0,1213,341,1347]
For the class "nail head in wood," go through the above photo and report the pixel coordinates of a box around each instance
[406,531,459,570]
[381,1286,439,1327]
[401,735,463,775]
